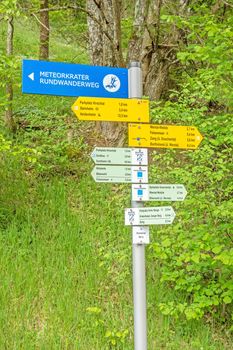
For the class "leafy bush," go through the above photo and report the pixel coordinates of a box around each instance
[15,107,89,177]
[0,133,38,228]
[149,100,233,326]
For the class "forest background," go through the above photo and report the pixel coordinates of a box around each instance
[0,0,232,349]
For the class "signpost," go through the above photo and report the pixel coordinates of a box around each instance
[91,147,148,165]
[22,59,128,98]
[72,97,149,123]
[132,184,187,201]
[128,63,147,350]
[91,165,148,183]
[133,226,150,245]
[128,123,203,149]
[125,206,176,226]
[22,57,203,350]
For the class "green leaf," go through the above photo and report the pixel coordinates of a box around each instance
[223,296,232,304]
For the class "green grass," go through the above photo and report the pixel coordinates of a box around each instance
[0,172,231,349]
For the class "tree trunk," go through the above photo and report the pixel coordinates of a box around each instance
[87,0,103,66]
[5,16,15,132]
[112,0,124,67]
[128,0,149,62]
[142,0,189,101]
[86,0,125,146]
[39,0,50,60]
[100,0,125,145]
[141,0,168,100]
[144,50,170,100]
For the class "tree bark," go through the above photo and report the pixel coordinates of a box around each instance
[5,16,15,132]
[39,0,50,60]
[87,0,125,146]
[112,0,124,67]
[86,0,103,66]
[142,0,189,100]
[128,0,149,62]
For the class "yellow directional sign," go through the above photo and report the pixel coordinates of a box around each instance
[128,123,203,149]
[72,97,149,123]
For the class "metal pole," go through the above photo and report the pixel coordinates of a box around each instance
[128,62,147,350]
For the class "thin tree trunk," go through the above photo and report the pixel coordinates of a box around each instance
[100,0,125,146]
[128,0,149,62]
[87,0,103,65]
[5,16,15,132]
[143,0,189,100]
[142,0,168,100]
[112,0,124,67]
[87,0,125,146]
[39,0,50,60]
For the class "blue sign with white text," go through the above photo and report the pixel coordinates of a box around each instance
[22,59,128,98]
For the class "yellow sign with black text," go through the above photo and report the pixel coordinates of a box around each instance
[72,97,149,123]
[128,123,203,149]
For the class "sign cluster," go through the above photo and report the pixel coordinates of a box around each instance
[83,98,202,244]
[90,146,187,243]
[22,59,203,244]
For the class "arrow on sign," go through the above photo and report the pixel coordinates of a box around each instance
[72,97,149,123]
[132,184,187,201]
[91,165,148,183]
[125,206,176,226]
[28,72,34,81]
[91,147,148,165]
[128,123,203,149]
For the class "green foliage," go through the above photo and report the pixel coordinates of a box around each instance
[153,7,233,325]
[0,133,38,228]
[86,306,129,348]
[0,132,38,162]
[150,98,233,325]
[0,53,20,88]
[0,0,22,110]
[0,0,20,18]
[15,107,89,177]
[176,6,233,108]
[0,52,21,111]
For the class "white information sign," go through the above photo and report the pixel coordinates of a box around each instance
[91,165,148,183]
[125,206,176,226]
[131,184,187,201]
[132,226,150,245]
[91,147,148,165]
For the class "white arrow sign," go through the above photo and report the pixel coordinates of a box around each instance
[28,72,34,81]
[125,206,176,225]
[132,184,187,201]
[91,165,148,183]
[91,147,148,165]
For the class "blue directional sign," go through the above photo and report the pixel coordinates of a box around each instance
[22,59,128,98]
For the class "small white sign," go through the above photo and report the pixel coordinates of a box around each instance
[132,184,187,201]
[91,165,148,183]
[125,206,176,226]
[131,166,148,183]
[91,147,148,165]
[132,184,149,201]
[132,226,150,245]
[131,149,148,166]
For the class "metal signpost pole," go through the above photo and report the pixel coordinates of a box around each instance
[129,62,147,350]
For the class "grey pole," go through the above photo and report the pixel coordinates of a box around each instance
[128,62,147,350]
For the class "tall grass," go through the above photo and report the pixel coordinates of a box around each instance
[0,164,231,349]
